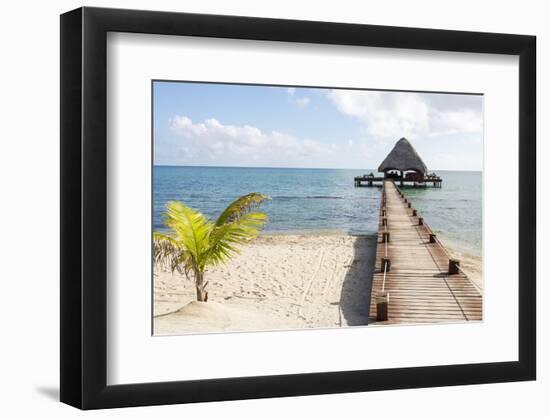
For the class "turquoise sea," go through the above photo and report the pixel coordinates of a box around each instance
[153,166,482,258]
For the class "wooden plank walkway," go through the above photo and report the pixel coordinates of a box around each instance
[369,180,482,325]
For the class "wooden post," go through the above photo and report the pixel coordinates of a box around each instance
[382,217,387,226]
[382,231,390,243]
[412,209,417,217]
[404,198,407,203]
[376,291,389,321]
[418,217,424,225]
[381,257,391,272]
[429,233,436,243]
[381,209,386,217]
[407,202,412,208]
[448,259,460,275]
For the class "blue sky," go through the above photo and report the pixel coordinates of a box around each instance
[153,81,483,171]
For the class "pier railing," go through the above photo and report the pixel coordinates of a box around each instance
[355,174,442,188]
[370,179,482,324]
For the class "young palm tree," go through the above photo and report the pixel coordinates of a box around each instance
[153,193,269,302]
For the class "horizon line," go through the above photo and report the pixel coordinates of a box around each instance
[153,164,482,172]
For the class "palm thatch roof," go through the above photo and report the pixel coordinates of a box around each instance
[377,137,427,174]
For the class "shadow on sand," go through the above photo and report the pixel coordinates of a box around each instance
[339,234,377,326]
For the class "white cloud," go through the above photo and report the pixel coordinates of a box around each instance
[167,116,334,166]
[327,90,482,139]
[287,87,310,107]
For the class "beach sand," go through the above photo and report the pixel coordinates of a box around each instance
[447,248,483,292]
[153,232,483,335]
[154,233,377,335]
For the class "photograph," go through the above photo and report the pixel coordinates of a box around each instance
[152,81,483,335]
[54,4,538,411]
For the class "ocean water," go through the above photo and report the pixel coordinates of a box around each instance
[153,166,482,257]
[400,170,482,258]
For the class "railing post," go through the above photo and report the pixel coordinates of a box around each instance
[407,202,412,208]
[412,209,417,216]
[381,257,391,272]
[376,291,389,321]
[429,233,436,243]
[448,259,460,275]
[382,231,390,243]
[381,209,386,217]
[382,217,387,226]
[418,217,424,225]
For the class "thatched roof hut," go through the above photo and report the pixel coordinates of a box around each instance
[378,137,427,175]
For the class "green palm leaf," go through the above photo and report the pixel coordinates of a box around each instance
[208,212,268,265]
[215,193,270,226]
[152,194,269,302]
[163,201,213,265]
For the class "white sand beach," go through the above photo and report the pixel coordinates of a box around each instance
[153,232,483,335]
[447,248,483,291]
[154,233,377,335]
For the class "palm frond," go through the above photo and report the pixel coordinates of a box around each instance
[153,195,269,301]
[208,211,268,266]
[152,231,179,262]
[163,201,213,264]
[215,193,270,226]
[153,231,192,276]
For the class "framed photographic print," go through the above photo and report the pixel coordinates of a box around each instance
[60,6,536,409]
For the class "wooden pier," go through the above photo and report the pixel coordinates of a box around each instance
[369,180,482,325]
[354,175,442,188]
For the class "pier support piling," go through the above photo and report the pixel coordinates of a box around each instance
[369,179,479,325]
[375,291,389,321]
[448,259,460,275]
[381,257,391,272]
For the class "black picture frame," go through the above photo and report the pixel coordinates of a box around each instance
[60,6,536,410]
